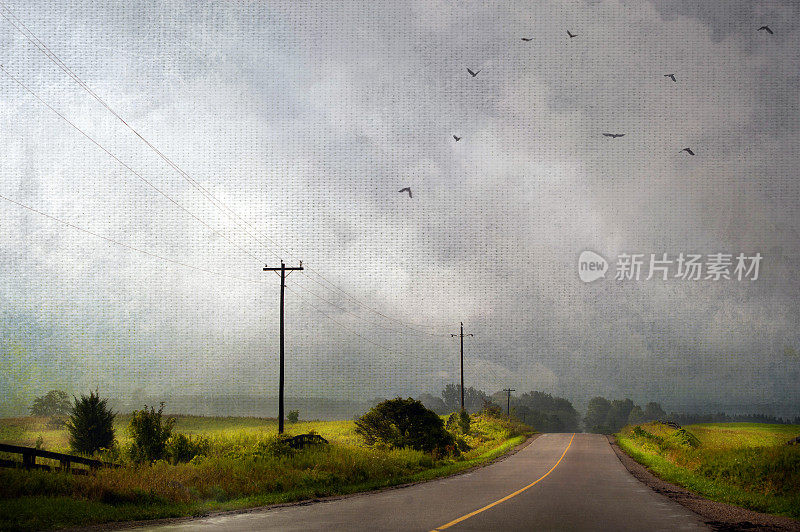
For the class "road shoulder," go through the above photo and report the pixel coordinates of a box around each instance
[607,435,800,532]
[79,434,541,532]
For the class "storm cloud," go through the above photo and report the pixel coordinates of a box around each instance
[1,1,798,416]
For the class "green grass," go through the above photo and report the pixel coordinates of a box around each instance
[0,413,531,531]
[617,422,800,520]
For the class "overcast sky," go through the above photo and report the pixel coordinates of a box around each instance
[1,0,798,416]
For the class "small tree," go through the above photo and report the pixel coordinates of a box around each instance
[30,390,71,417]
[129,403,175,463]
[458,410,471,434]
[66,391,116,455]
[355,397,455,453]
[287,410,299,423]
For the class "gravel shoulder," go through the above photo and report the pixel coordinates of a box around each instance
[608,435,800,532]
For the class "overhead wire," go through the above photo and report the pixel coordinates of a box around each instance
[0,192,263,285]
[0,63,265,266]
[0,2,454,337]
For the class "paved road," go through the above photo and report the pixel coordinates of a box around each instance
[136,433,708,531]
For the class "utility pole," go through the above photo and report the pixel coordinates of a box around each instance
[503,388,516,418]
[263,260,303,434]
[451,322,473,412]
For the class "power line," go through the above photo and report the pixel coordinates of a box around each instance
[0,3,453,337]
[0,192,262,285]
[0,2,283,264]
[0,63,265,266]
[285,277,451,338]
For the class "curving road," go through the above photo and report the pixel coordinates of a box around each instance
[136,433,708,531]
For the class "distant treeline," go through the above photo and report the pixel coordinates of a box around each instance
[419,385,580,432]
[665,411,800,426]
[584,397,667,434]
[584,395,800,434]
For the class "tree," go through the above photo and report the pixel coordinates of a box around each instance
[129,403,175,463]
[355,397,455,453]
[627,405,645,425]
[606,399,635,432]
[66,391,116,455]
[30,390,71,417]
[441,384,490,413]
[418,393,447,414]
[287,410,299,423]
[643,402,666,421]
[584,396,612,433]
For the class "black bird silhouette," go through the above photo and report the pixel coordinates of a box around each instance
[758,25,773,34]
[521,37,532,41]
[602,133,625,138]
[466,68,481,77]
[399,187,412,198]
[453,135,462,141]
[664,73,676,82]
[681,148,695,156]
[567,30,577,38]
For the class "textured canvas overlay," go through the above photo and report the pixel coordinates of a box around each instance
[1,1,798,419]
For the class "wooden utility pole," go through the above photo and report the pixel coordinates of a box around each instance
[263,260,303,434]
[451,322,473,412]
[503,388,516,418]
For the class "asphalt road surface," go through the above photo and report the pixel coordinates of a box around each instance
[136,433,708,531]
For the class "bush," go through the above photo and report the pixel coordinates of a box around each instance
[129,403,176,463]
[167,433,209,464]
[30,390,71,417]
[482,402,503,417]
[355,397,455,453]
[256,434,296,458]
[66,391,116,455]
[458,410,471,434]
[287,410,299,423]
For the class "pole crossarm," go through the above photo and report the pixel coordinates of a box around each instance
[503,388,516,417]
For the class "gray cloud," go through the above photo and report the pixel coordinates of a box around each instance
[0,0,798,416]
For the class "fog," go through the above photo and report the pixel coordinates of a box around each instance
[1,1,798,417]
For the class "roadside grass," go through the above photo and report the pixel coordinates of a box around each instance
[616,422,800,520]
[0,413,531,531]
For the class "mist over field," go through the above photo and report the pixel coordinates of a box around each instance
[1,1,798,418]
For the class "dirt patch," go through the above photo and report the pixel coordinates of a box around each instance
[608,435,800,532]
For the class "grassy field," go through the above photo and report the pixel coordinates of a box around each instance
[0,413,531,531]
[616,422,800,520]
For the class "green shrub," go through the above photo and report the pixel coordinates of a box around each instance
[458,410,471,434]
[167,433,209,464]
[287,410,299,423]
[446,412,458,431]
[256,434,296,458]
[66,391,116,455]
[355,397,456,453]
[482,402,503,417]
[129,403,175,463]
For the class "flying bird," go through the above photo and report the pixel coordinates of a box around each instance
[453,135,462,141]
[602,133,625,138]
[398,187,412,198]
[681,148,695,156]
[521,37,532,41]
[664,73,676,82]
[757,25,773,34]
[567,30,577,38]
[466,68,481,77]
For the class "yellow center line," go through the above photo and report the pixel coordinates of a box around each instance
[430,433,576,531]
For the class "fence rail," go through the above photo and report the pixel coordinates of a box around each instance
[0,443,118,475]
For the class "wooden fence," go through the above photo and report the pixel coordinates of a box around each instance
[0,443,118,475]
